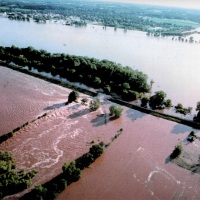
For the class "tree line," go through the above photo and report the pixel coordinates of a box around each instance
[1,45,199,119]
[0,45,150,101]
[1,0,200,35]
[20,138,121,200]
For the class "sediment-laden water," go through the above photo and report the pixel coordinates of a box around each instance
[1,17,200,108]
[1,67,200,199]
[57,113,200,200]
[0,66,71,136]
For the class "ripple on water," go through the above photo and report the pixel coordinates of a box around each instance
[0,66,73,136]
[0,102,93,188]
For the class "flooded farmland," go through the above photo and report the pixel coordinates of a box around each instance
[1,66,200,199]
[57,114,200,200]
[0,66,70,136]
[0,66,123,199]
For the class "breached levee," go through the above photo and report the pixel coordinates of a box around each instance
[0,99,117,199]
[0,67,124,199]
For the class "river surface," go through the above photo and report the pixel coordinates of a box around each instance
[1,17,200,109]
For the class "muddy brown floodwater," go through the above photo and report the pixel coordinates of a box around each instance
[0,66,71,136]
[1,66,200,200]
[0,66,123,199]
[56,111,200,199]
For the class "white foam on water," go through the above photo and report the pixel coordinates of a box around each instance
[137,147,145,152]
[146,171,159,183]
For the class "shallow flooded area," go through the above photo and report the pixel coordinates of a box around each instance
[57,113,200,200]
[1,66,200,200]
[0,66,70,135]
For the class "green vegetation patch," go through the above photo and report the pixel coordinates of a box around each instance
[0,151,37,199]
[0,45,150,101]
[170,139,200,174]
[20,142,107,200]
[21,128,123,200]
[148,17,200,28]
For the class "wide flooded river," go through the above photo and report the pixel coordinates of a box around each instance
[1,17,200,109]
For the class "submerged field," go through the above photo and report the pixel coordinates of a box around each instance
[1,66,200,199]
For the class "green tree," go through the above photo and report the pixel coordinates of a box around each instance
[122,83,130,90]
[33,184,47,198]
[89,143,105,159]
[103,85,111,94]
[67,90,79,104]
[62,161,81,183]
[164,99,172,107]
[93,77,101,87]
[175,103,191,115]
[196,101,200,111]
[81,98,88,105]
[149,90,166,109]
[175,103,183,110]
[89,98,100,111]
[109,105,123,118]
[76,153,94,169]
[141,96,149,108]
[0,151,37,198]
[193,101,200,123]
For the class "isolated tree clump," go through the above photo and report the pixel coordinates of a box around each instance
[170,144,182,159]
[67,90,79,104]
[89,98,100,111]
[164,99,172,107]
[187,131,198,142]
[141,95,149,107]
[149,90,167,109]
[109,105,123,119]
[175,103,192,115]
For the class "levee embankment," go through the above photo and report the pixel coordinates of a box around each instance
[109,98,200,129]
[1,61,200,130]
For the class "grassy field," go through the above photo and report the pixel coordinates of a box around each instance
[148,17,200,28]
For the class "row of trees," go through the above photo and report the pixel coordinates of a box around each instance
[21,142,107,200]
[67,90,123,119]
[141,90,195,118]
[1,45,198,119]
[0,45,150,101]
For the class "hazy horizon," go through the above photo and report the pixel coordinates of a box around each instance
[100,0,200,10]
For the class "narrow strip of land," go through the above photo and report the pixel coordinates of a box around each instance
[1,61,200,130]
